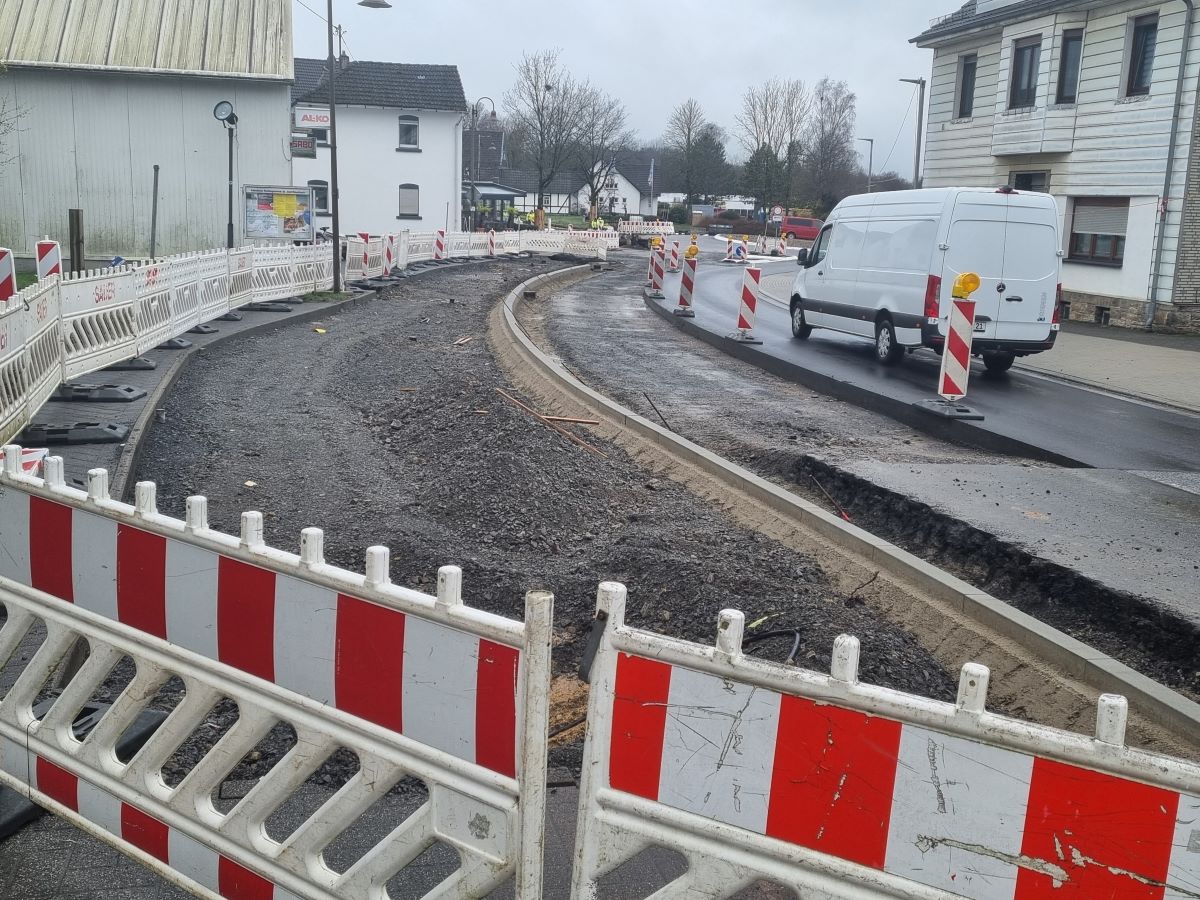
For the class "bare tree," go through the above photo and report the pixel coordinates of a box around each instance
[800,78,858,214]
[0,66,21,167]
[575,87,633,219]
[502,50,586,207]
[664,99,707,211]
[736,78,810,207]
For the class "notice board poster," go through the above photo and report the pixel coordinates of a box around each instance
[244,185,315,241]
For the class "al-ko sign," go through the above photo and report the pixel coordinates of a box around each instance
[294,107,331,130]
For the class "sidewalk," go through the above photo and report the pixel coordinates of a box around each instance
[757,271,1200,413]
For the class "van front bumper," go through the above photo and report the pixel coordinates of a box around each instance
[922,323,1057,356]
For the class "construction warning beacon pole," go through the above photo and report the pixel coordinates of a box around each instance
[915,271,985,420]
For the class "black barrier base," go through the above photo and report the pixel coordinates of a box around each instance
[188,324,218,335]
[104,357,156,372]
[242,301,293,312]
[157,337,193,350]
[0,704,166,840]
[51,383,147,403]
[218,311,243,322]
[912,398,986,420]
[20,422,130,445]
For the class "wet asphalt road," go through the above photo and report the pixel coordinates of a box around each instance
[668,253,1200,472]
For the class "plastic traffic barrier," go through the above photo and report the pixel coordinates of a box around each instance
[571,583,1200,899]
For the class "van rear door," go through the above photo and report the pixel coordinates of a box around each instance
[942,191,1058,343]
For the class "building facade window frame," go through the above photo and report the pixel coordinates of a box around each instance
[397,115,420,151]
[397,182,420,219]
[1009,35,1043,109]
[1056,29,1085,105]
[957,53,978,119]
[1009,170,1051,193]
[1124,13,1159,98]
[308,179,330,215]
[1068,197,1129,267]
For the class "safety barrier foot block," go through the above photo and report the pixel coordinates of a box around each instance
[912,398,986,420]
[241,301,293,312]
[157,337,193,350]
[218,311,243,322]
[51,383,148,403]
[188,323,219,335]
[104,357,156,372]
[18,422,130,445]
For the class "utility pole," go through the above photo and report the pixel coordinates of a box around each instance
[900,77,927,189]
[858,137,875,193]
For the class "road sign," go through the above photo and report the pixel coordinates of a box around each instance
[770,205,783,222]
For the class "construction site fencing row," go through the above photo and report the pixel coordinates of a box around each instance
[2,445,1200,898]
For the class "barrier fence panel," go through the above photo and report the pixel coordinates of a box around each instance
[170,254,203,335]
[469,233,489,258]
[0,295,27,444]
[290,244,317,297]
[571,583,1200,900]
[519,232,567,255]
[228,248,255,309]
[446,232,471,259]
[343,237,367,282]
[18,277,63,426]
[59,267,138,380]
[196,250,231,323]
[132,260,174,355]
[0,451,553,899]
[365,238,384,279]
[253,245,299,304]
[396,231,411,271]
[408,232,435,264]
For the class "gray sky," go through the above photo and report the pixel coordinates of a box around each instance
[294,0,953,176]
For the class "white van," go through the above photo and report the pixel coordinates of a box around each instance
[789,187,1062,371]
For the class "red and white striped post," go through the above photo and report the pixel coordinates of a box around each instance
[674,256,697,318]
[356,231,370,271]
[0,248,16,302]
[383,233,395,274]
[939,296,977,401]
[434,229,446,261]
[36,239,62,281]
[731,266,764,344]
[488,229,497,257]
[668,240,681,273]
[648,246,667,299]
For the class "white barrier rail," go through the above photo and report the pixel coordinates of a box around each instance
[616,220,676,239]
[572,583,1200,899]
[0,450,553,899]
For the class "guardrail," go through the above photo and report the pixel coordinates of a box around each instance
[571,583,1200,899]
[0,451,553,898]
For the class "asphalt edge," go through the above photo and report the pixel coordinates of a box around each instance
[502,272,1200,746]
[681,287,1087,468]
[112,288,381,501]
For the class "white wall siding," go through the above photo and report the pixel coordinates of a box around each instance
[0,69,291,256]
[293,107,463,235]
[920,1,1200,306]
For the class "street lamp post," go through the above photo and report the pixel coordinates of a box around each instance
[468,97,497,231]
[900,77,927,189]
[326,0,391,293]
[213,101,238,248]
[858,138,875,193]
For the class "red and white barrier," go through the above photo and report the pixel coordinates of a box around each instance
[434,228,446,261]
[0,247,16,302]
[668,240,680,273]
[572,584,1200,900]
[36,239,62,280]
[383,233,396,273]
[488,229,497,257]
[648,246,666,299]
[674,256,697,318]
[939,296,976,401]
[733,266,762,343]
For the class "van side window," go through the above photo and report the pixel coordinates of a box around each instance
[810,227,832,265]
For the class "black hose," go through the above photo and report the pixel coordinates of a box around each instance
[743,629,803,666]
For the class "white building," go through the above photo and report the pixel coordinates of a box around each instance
[291,59,465,235]
[914,0,1200,330]
[577,163,659,218]
[0,0,293,258]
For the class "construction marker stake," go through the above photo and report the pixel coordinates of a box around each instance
[729,266,764,344]
[674,256,697,318]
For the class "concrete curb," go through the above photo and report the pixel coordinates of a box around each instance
[644,294,1087,468]
[501,272,1200,745]
[112,288,380,502]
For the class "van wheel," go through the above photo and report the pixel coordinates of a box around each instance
[790,301,813,339]
[983,351,1016,373]
[874,317,905,365]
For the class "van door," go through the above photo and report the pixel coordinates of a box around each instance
[813,219,867,333]
[942,192,1058,344]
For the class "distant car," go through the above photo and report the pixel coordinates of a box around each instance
[707,222,733,235]
[781,216,823,241]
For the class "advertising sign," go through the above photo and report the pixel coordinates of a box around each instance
[290,134,317,158]
[294,107,331,130]
[243,185,315,242]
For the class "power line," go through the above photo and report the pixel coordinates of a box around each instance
[294,0,327,23]
[879,86,917,176]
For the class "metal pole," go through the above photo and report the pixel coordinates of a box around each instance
[859,138,874,193]
[901,77,927,189]
[149,164,160,257]
[470,104,478,232]
[226,125,234,249]
[327,0,342,293]
[68,209,83,272]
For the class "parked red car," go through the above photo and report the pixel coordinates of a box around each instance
[780,215,823,241]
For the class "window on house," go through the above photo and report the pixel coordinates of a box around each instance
[957,54,978,118]
[398,183,420,218]
[1069,198,1128,265]
[308,179,329,214]
[309,127,329,145]
[1056,29,1084,104]
[1126,14,1158,97]
[397,115,420,149]
[1010,36,1042,109]
[1010,171,1050,192]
